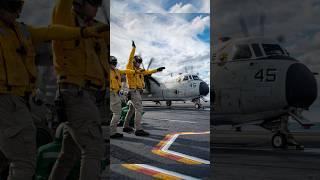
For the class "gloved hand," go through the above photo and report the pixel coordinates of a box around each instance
[157,67,165,72]
[82,24,108,38]
[132,40,136,48]
[32,89,44,106]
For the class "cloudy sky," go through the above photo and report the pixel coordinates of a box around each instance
[110,0,210,87]
[19,0,320,105]
[18,0,210,97]
[20,0,109,25]
[213,0,320,104]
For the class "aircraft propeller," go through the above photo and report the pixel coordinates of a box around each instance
[143,57,161,93]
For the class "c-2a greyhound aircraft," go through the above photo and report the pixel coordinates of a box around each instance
[121,59,210,109]
[212,16,318,150]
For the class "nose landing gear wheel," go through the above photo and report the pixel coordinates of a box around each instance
[195,103,201,109]
[272,132,287,149]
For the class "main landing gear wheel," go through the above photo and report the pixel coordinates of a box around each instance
[272,115,305,150]
[272,132,287,149]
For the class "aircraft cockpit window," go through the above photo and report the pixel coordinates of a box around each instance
[252,44,263,57]
[192,75,200,80]
[233,44,252,60]
[183,76,188,81]
[262,44,285,56]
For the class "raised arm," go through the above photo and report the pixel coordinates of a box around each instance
[126,41,136,70]
[28,24,108,45]
[143,67,165,75]
[52,0,74,25]
[143,69,158,75]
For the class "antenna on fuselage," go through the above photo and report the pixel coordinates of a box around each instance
[259,13,266,36]
[239,15,249,37]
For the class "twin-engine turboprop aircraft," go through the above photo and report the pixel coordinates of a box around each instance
[212,16,318,150]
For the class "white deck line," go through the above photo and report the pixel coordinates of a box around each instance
[161,132,210,164]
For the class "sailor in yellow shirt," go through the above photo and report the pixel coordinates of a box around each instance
[123,41,165,136]
[109,56,141,139]
[48,0,109,179]
[0,0,107,179]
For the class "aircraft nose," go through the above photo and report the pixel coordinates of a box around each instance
[286,63,317,108]
[200,82,209,96]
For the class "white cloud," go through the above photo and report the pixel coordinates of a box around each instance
[111,14,210,79]
[168,1,210,13]
[111,1,210,88]
[191,15,210,34]
[201,0,210,13]
[111,0,165,14]
[111,0,210,14]
[169,3,196,13]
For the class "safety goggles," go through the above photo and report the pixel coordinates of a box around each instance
[110,62,117,66]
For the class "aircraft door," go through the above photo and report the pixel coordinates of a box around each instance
[213,61,243,113]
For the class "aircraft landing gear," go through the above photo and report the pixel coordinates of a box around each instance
[166,101,172,107]
[272,116,304,150]
[272,132,287,148]
[195,103,201,109]
[193,98,202,109]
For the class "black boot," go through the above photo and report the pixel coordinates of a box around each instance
[110,133,124,139]
[135,130,150,136]
[123,127,134,133]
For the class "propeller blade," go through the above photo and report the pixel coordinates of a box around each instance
[149,76,161,87]
[144,76,151,92]
[239,16,249,37]
[259,13,266,36]
[147,58,154,70]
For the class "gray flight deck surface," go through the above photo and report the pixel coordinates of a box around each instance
[212,125,320,180]
[106,102,210,179]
